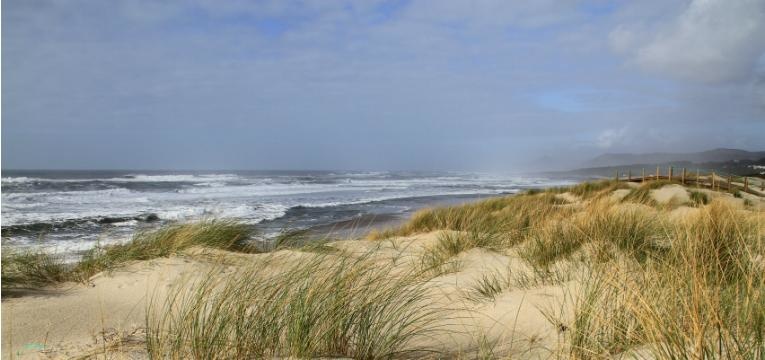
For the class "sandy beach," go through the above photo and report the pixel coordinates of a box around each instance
[3,179,764,359]
[3,233,573,359]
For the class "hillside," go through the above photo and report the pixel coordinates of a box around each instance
[584,148,765,168]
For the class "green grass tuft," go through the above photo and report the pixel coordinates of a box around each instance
[1,250,71,289]
[73,219,254,281]
[620,180,676,206]
[689,190,710,206]
[466,272,511,302]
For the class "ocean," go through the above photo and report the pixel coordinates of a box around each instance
[1,170,573,255]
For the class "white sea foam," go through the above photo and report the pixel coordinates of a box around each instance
[2,172,574,256]
[176,183,344,196]
[114,174,241,182]
[1,173,242,184]
[1,175,568,227]
[1,177,41,183]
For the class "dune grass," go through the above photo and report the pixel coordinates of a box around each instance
[368,178,764,358]
[419,230,507,275]
[560,201,765,358]
[465,271,512,303]
[689,189,710,206]
[1,250,71,289]
[368,192,572,245]
[74,219,254,280]
[1,219,254,288]
[146,251,447,359]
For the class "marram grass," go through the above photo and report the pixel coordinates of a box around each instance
[371,179,765,358]
[1,250,70,289]
[146,250,448,359]
[1,219,254,288]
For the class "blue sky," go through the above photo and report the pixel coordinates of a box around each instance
[3,0,765,171]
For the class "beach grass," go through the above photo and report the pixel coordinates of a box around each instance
[1,219,254,288]
[1,250,70,289]
[689,189,710,206]
[559,201,765,358]
[368,178,764,358]
[73,219,254,280]
[146,250,447,359]
[619,179,686,205]
[465,271,512,303]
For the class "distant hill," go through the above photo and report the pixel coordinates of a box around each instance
[584,148,765,168]
[549,158,765,179]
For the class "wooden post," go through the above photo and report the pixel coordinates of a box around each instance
[727,175,732,191]
[628,170,631,181]
[656,166,660,180]
[744,177,749,192]
[668,166,673,181]
[642,168,646,183]
[712,172,716,190]
[682,168,686,184]
[615,170,619,182]
[696,169,700,188]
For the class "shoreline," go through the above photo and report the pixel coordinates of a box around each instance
[4,179,763,358]
[2,192,520,257]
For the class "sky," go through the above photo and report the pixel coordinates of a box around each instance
[3,0,765,171]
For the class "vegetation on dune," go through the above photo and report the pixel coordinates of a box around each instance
[518,201,663,266]
[1,250,71,289]
[620,181,665,205]
[465,271,512,303]
[4,178,764,358]
[563,201,765,358]
[147,251,446,359]
[689,189,710,206]
[368,192,573,244]
[370,179,765,358]
[2,219,254,289]
[547,179,630,198]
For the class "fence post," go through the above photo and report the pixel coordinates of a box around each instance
[697,169,700,188]
[668,166,673,181]
[728,175,732,191]
[682,168,686,184]
[614,170,619,182]
[656,166,660,180]
[712,172,716,190]
[744,177,749,192]
[628,170,631,181]
[642,168,645,183]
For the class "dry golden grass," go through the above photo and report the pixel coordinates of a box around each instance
[367,179,765,358]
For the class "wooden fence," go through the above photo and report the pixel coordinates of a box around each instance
[611,166,764,196]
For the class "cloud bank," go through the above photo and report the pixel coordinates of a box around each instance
[611,0,765,83]
[3,0,764,171]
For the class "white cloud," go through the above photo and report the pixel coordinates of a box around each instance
[611,0,765,83]
[597,127,628,148]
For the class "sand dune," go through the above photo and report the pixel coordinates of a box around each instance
[3,181,764,359]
